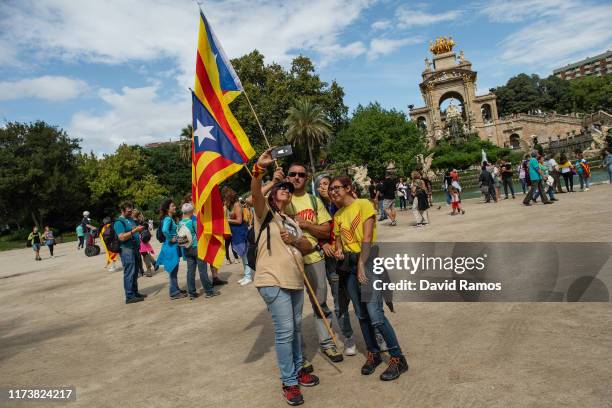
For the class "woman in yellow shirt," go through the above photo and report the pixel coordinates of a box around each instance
[329,175,409,382]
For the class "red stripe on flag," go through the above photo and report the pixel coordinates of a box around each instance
[195,52,247,162]
[196,155,235,191]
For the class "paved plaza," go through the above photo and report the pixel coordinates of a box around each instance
[2,185,612,407]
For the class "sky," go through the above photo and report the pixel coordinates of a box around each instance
[1,0,611,154]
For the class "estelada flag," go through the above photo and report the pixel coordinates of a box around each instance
[192,9,254,268]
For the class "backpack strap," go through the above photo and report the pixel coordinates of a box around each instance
[255,210,274,254]
[308,194,318,216]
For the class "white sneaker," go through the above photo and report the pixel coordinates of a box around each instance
[237,277,246,284]
[240,278,252,286]
[344,336,357,356]
[108,266,116,272]
[585,188,590,191]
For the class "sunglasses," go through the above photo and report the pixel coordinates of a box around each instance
[329,185,347,193]
[278,186,293,192]
[287,172,307,178]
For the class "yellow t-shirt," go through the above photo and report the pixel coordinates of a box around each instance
[285,193,331,265]
[333,198,377,253]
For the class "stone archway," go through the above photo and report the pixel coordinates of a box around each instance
[416,116,427,131]
[481,103,492,122]
[509,133,520,149]
[439,91,466,124]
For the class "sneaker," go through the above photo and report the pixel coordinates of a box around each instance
[237,277,246,284]
[179,289,187,294]
[543,201,554,205]
[205,291,221,298]
[212,277,228,286]
[108,266,116,272]
[298,369,319,387]
[170,292,187,300]
[189,292,199,300]
[301,358,314,374]
[240,278,253,286]
[126,297,144,304]
[322,346,343,363]
[281,385,303,406]
[380,355,409,381]
[390,220,397,226]
[585,188,590,192]
[344,336,357,356]
[361,351,382,375]
[135,293,148,298]
[461,209,465,214]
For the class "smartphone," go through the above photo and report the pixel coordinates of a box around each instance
[271,145,293,159]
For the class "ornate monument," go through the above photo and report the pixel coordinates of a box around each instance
[409,37,583,150]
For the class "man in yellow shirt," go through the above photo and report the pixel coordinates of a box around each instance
[286,163,344,364]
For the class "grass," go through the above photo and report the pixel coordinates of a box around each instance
[0,233,79,252]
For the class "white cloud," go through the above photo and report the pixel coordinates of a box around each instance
[0,76,89,101]
[0,0,374,87]
[372,20,392,31]
[396,7,462,27]
[495,2,612,68]
[480,0,578,23]
[368,37,422,60]
[69,86,190,154]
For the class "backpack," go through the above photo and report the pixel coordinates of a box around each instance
[103,220,127,254]
[140,228,152,243]
[246,211,274,271]
[580,161,591,177]
[156,217,167,243]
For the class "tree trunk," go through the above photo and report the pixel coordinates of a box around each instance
[307,138,316,193]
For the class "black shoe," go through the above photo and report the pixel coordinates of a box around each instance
[153,263,159,272]
[301,358,314,374]
[135,293,147,298]
[212,277,228,286]
[170,292,187,300]
[380,355,409,381]
[179,289,187,294]
[205,291,221,298]
[543,201,554,205]
[551,198,558,201]
[189,292,199,299]
[126,297,144,304]
[361,352,382,375]
[523,203,531,206]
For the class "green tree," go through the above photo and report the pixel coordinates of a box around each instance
[284,98,332,176]
[179,125,192,162]
[88,144,168,209]
[430,136,512,170]
[569,74,612,113]
[0,121,88,229]
[141,143,191,199]
[329,103,427,179]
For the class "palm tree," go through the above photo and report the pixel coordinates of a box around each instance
[179,124,192,162]
[284,98,332,182]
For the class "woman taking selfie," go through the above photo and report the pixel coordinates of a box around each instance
[328,176,409,382]
[251,147,320,406]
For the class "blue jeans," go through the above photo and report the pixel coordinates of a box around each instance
[241,253,253,280]
[341,266,403,357]
[444,189,452,205]
[607,164,612,183]
[532,184,555,201]
[258,286,304,386]
[579,174,590,189]
[119,247,139,300]
[378,200,386,219]
[325,257,353,339]
[168,265,180,297]
[185,247,214,295]
[519,178,526,193]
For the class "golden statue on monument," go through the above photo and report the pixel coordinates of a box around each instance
[429,36,455,55]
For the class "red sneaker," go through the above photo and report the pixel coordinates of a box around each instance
[282,385,303,406]
[297,369,320,387]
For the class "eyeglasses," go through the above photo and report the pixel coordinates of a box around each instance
[329,185,347,193]
[287,172,307,178]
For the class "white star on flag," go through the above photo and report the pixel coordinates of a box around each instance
[194,119,215,142]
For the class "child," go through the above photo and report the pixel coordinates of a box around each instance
[412,180,430,227]
[450,187,465,215]
[100,217,118,272]
[76,223,85,250]
[139,232,156,277]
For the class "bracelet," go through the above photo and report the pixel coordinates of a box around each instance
[252,163,265,180]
